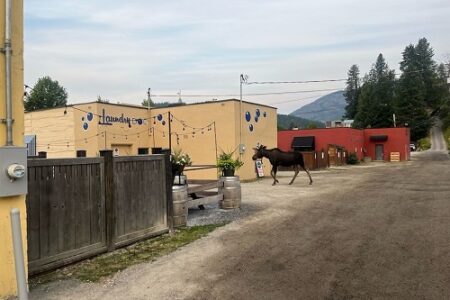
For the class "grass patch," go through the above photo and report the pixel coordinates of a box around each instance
[444,127,450,151]
[30,224,226,286]
[417,137,431,150]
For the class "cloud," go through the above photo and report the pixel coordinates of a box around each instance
[24,0,450,114]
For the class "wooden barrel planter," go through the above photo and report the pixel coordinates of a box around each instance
[172,185,188,227]
[219,176,241,209]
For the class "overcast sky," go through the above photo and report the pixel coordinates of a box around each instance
[25,0,450,114]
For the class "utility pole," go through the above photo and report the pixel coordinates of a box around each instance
[147,88,151,110]
[168,111,172,153]
[239,74,248,155]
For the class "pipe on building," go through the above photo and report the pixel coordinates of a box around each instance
[10,208,28,300]
[4,0,13,145]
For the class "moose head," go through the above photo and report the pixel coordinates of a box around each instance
[252,144,267,160]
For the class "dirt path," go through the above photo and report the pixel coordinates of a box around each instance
[430,119,447,151]
[30,151,450,299]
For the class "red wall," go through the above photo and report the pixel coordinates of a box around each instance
[363,128,410,161]
[278,128,365,160]
[278,127,410,161]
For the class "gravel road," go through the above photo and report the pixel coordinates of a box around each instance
[30,138,450,299]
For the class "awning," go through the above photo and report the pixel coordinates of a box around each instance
[292,136,315,149]
[369,135,388,142]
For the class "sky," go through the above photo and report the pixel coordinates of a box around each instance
[25,0,450,114]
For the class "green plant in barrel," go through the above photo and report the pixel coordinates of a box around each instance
[217,150,244,177]
[172,148,192,176]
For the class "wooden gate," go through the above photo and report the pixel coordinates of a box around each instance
[113,156,168,248]
[26,158,106,275]
[26,153,171,275]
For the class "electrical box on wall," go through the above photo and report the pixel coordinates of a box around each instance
[0,147,27,197]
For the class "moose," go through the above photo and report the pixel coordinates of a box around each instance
[252,144,313,186]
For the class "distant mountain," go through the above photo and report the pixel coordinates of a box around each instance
[290,91,346,122]
[277,114,324,130]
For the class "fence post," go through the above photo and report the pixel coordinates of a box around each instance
[100,150,116,251]
[164,153,174,231]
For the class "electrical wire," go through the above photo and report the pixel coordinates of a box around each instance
[245,79,347,85]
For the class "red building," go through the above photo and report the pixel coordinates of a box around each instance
[278,127,410,163]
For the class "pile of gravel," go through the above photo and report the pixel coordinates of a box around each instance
[187,202,258,227]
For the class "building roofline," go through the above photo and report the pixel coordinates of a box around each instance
[25,98,277,114]
[151,98,277,110]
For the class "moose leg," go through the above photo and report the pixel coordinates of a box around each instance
[301,165,313,185]
[271,166,279,185]
[289,165,300,185]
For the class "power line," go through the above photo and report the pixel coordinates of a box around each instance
[268,93,340,105]
[245,79,347,85]
[151,88,343,98]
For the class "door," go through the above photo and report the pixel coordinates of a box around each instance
[328,145,336,166]
[375,144,384,161]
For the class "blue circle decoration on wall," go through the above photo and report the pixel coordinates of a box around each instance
[245,111,251,122]
[255,116,259,123]
[263,111,267,117]
[157,114,163,121]
[83,123,88,130]
[162,120,166,126]
[255,108,260,117]
[87,112,93,121]
[136,119,143,125]
[249,124,254,132]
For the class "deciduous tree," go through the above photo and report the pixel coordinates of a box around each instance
[24,76,68,111]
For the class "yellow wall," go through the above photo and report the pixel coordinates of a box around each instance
[24,100,277,181]
[0,0,26,298]
[151,100,277,180]
[25,102,152,158]
[238,101,278,180]
[25,107,75,157]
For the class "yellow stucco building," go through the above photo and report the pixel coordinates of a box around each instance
[0,0,26,298]
[25,99,277,180]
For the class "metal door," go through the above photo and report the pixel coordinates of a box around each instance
[375,144,384,161]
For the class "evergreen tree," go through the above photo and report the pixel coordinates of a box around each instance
[24,76,68,111]
[414,38,439,108]
[344,64,360,119]
[353,54,396,128]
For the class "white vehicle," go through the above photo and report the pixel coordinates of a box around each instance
[410,143,416,151]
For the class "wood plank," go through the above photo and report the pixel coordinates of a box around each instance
[100,150,116,252]
[187,179,218,185]
[115,226,169,248]
[47,166,59,257]
[187,181,222,194]
[28,243,107,276]
[28,157,103,167]
[26,166,40,262]
[63,164,76,252]
[187,194,223,208]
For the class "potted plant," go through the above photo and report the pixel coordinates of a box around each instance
[171,148,192,182]
[217,151,244,177]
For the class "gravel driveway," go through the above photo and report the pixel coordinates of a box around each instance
[30,147,450,299]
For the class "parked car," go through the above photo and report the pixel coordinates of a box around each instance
[410,143,416,151]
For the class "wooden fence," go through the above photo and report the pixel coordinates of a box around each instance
[26,151,171,275]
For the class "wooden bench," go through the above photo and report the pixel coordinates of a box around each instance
[186,179,224,208]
